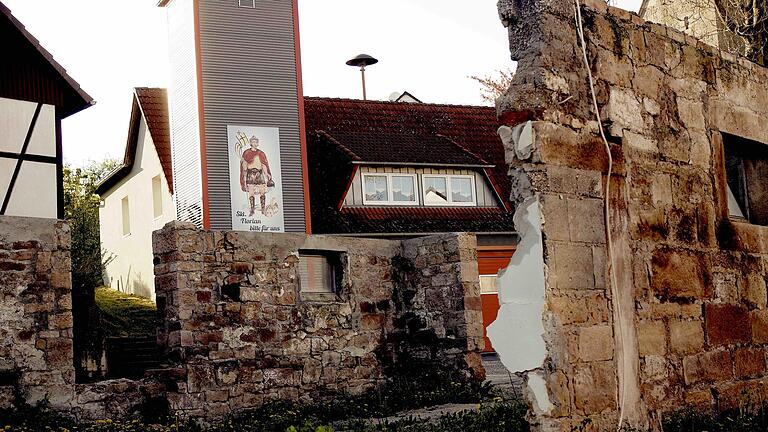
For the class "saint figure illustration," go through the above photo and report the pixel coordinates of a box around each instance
[237,134,275,216]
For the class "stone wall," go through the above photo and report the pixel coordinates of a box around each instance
[0,218,484,421]
[494,0,768,430]
[390,234,485,380]
[152,222,484,419]
[0,216,75,410]
[0,215,162,420]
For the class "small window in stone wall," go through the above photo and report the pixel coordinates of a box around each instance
[723,133,768,225]
[298,250,344,299]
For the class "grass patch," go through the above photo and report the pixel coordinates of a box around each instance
[661,405,768,432]
[95,287,158,338]
[0,396,528,432]
[0,366,526,432]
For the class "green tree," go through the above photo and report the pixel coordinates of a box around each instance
[63,159,119,292]
[63,158,119,381]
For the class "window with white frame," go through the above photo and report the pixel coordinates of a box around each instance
[362,173,418,205]
[422,175,476,206]
[238,0,255,8]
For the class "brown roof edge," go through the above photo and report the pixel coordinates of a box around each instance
[96,88,173,196]
[95,96,142,196]
[0,1,94,117]
[157,0,171,6]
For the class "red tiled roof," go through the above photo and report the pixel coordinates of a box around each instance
[333,207,514,234]
[135,88,173,193]
[304,98,507,195]
[304,97,513,235]
[96,88,172,196]
[315,129,488,166]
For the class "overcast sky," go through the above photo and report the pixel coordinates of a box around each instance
[4,0,641,166]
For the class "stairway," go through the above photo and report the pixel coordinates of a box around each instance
[105,336,161,379]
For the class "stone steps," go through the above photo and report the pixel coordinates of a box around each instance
[105,336,160,379]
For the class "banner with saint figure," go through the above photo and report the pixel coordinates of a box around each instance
[227,125,285,232]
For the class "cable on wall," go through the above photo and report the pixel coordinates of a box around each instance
[573,1,628,429]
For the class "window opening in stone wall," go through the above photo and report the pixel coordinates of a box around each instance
[298,250,343,295]
[723,133,768,225]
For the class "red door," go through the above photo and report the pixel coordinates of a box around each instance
[477,248,515,353]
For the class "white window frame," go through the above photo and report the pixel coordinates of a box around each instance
[421,174,477,207]
[361,173,419,206]
[238,0,256,8]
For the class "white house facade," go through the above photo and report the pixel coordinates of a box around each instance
[97,88,174,300]
[0,2,93,220]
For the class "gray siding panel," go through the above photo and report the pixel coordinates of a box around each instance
[198,0,306,232]
[167,0,203,227]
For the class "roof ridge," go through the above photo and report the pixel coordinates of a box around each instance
[304,96,496,111]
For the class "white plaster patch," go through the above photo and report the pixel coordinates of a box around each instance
[527,371,554,415]
[497,121,535,161]
[487,197,547,374]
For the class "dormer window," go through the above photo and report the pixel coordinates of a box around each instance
[362,173,418,205]
[423,174,476,206]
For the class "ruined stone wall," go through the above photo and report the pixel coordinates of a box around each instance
[0,217,483,421]
[0,216,75,410]
[0,216,162,420]
[152,222,484,419]
[389,234,485,380]
[495,0,768,430]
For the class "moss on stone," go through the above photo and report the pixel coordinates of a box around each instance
[95,287,158,338]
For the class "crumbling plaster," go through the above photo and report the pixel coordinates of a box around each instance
[493,0,768,430]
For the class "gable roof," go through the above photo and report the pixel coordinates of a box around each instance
[315,129,490,167]
[394,91,422,103]
[304,97,513,235]
[95,88,172,196]
[0,2,93,117]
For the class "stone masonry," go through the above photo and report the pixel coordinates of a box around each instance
[391,235,485,380]
[0,216,75,410]
[152,222,484,420]
[0,216,483,422]
[494,0,768,430]
[0,215,163,420]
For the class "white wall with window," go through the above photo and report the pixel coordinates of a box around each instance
[346,166,499,208]
[99,116,175,300]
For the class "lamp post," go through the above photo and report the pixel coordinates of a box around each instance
[346,54,378,100]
